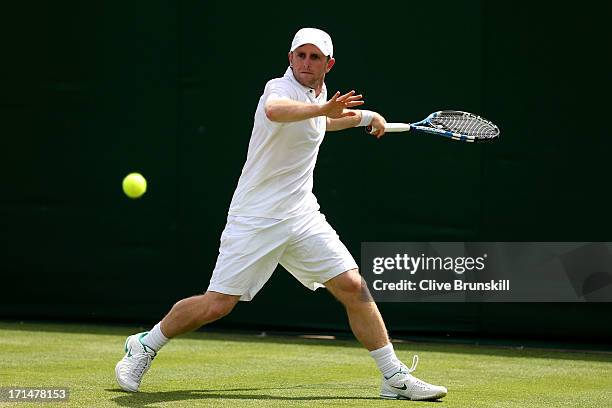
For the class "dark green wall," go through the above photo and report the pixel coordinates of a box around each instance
[2,1,610,341]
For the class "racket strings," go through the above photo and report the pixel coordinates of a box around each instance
[431,112,499,139]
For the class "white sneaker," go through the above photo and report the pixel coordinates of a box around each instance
[380,355,448,401]
[115,332,157,392]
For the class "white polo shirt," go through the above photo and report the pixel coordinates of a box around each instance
[228,67,328,219]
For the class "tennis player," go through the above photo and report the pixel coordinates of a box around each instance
[115,27,447,401]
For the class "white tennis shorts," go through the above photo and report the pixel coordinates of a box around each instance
[207,211,357,301]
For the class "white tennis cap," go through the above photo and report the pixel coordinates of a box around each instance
[290,28,333,57]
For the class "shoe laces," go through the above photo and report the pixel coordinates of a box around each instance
[405,355,419,373]
[386,355,419,380]
[127,352,153,382]
[397,355,419,374]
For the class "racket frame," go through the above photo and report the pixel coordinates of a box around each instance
[367,110,499,143]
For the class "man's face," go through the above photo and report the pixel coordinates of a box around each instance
[288,44,335,89]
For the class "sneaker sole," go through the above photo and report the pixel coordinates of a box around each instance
[380,390,447,401]
[380,392,410,400]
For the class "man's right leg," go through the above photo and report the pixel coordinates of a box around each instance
[115,291,240,392]
[160,291,240,338]
[115,216,288,392]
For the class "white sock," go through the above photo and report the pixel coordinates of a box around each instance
[370,343,402,378]
[141,322,169,352]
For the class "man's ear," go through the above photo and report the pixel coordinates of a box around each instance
[288,52,293,67]
[326,57,336,73]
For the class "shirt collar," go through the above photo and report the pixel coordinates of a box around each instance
[283,66,326,98]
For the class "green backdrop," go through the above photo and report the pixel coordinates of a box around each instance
[2,1,610,342]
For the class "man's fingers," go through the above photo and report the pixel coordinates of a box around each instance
[343,90,356,99]
[336,90,355,102]
[346,95,363,103]
[375,124,387,138]
[371,129,383,138]
[368,123,386,139]
[346,100,365,107]
[330,91,341,101]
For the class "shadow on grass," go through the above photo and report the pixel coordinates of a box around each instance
[106,387,441,407]
[3,320,612,363]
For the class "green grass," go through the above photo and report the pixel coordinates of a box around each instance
[1,321,611,407]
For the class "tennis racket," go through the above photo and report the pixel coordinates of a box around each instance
[366,110,500,143]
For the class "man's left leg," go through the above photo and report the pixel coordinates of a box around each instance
[325,269,447,401]
[324,268,388,351]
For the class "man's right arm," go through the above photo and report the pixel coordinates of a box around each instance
[264,99,325,123]
[265,90,364,123]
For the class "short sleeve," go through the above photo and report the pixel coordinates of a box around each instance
[264,79,297,104]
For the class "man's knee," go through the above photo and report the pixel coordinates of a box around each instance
[326,269,373,303]
[181,291,238,323]
[202,291,239,321]
[340,274,364,295]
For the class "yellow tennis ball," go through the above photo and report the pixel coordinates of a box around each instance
[122,172,147,199]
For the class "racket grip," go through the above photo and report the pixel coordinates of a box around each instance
[367,123,411,133]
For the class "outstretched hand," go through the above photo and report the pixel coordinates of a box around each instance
[323,90,364,119]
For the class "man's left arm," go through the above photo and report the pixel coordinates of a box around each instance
[327,110,387,137]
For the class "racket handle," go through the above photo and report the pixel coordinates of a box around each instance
[365,123,411,134]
